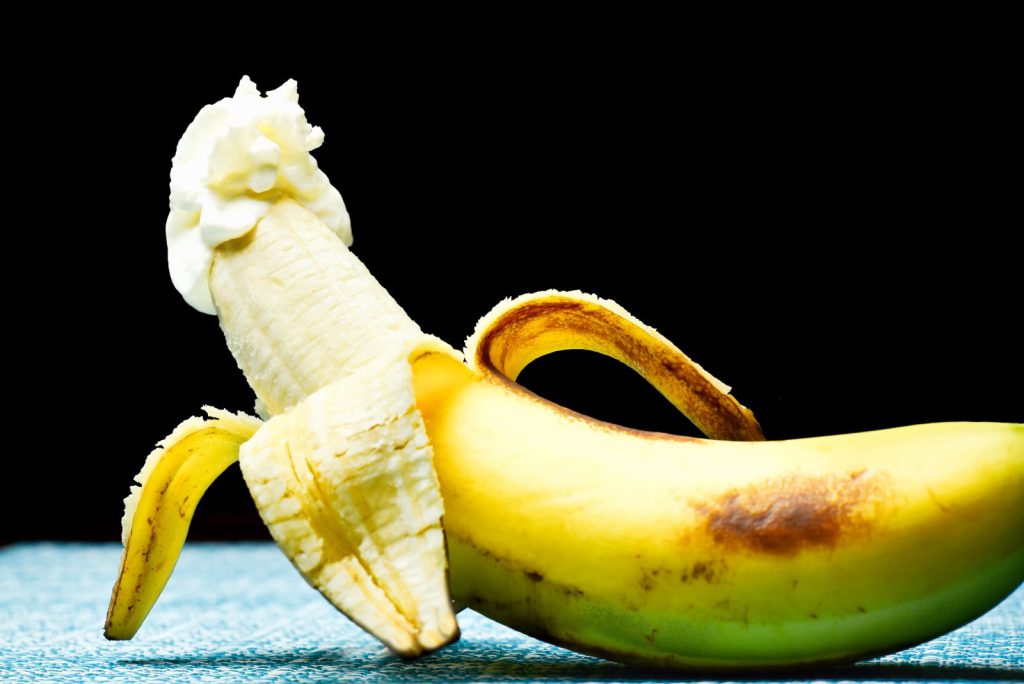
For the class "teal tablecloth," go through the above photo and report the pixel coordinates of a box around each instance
[1,543,1021,683]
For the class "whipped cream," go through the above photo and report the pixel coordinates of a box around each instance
[166,76,351,313]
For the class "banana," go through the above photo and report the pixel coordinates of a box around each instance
[106,77,1023,670]
[412,292,1024,669]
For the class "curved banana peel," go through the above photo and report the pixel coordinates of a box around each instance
[105,407,260,639]
[466,290,763,441]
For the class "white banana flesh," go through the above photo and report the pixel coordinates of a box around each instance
[240,346,456,654]
[210,199,420,416]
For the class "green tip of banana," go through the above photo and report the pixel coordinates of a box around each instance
[105,80,1024,670]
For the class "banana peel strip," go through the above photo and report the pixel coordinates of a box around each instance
[105,407,261,639]
[466,290,764,441]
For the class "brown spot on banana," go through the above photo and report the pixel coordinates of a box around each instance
[702,472,884,555]
[678,559,725,583]
[690,560,722,582]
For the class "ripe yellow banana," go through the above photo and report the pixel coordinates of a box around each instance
[106,77,1023,670]
[415,293,1024,668]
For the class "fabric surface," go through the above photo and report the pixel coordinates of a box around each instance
[1,543,1020,683]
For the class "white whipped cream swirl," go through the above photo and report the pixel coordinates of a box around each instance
[166,76,351,313]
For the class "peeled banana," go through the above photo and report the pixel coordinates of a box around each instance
[105,77,1023,670]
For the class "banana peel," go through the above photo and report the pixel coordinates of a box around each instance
[105,407,259,640]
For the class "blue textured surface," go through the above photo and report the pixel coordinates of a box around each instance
[1,543,1021,683]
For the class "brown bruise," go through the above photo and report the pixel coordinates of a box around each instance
[473,296,764,441]
[702,471,884,555]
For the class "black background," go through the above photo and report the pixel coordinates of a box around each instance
[7,29,1019,546]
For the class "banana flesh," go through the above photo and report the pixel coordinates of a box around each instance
[207,201,458,654]
[210,199,420,416]
[239,344,457,654]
